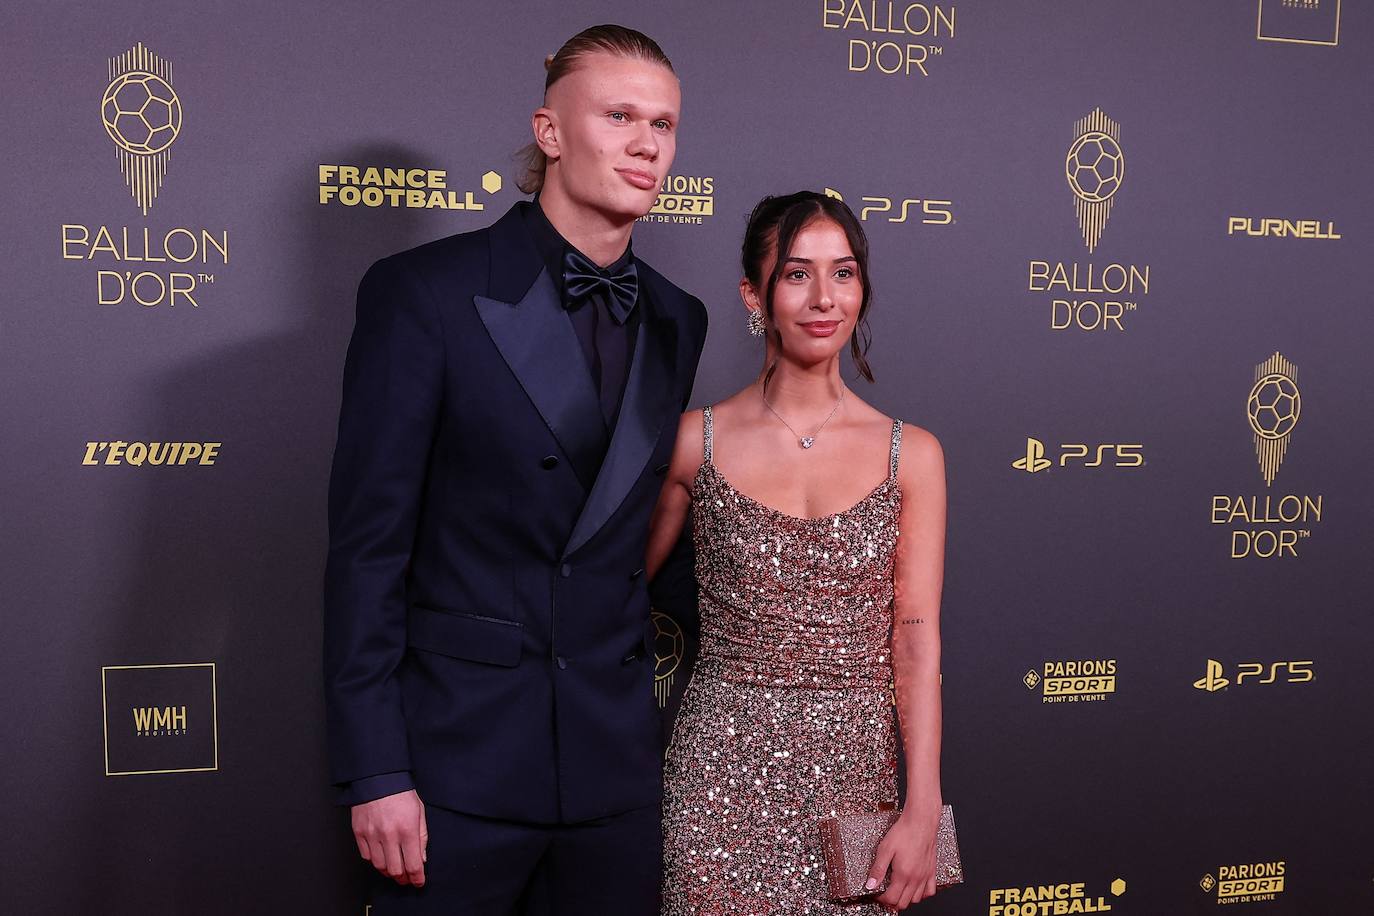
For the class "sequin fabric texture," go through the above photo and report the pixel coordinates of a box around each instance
[662,407,903,915]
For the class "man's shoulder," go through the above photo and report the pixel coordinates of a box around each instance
[368,222,492,289]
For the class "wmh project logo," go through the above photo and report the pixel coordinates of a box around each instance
[102,663,218,776]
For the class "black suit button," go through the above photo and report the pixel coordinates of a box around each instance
[560,563,572,578]
[629,567,644,580]
[556,656,568,670]
[541,455,559,470]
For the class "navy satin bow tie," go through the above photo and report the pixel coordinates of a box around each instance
[562,249,638,325]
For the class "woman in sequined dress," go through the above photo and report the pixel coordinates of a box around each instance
[646,192,947,914]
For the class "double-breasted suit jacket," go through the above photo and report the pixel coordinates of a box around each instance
[324,202,708,823]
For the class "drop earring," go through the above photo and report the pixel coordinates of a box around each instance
[746,307,765,337]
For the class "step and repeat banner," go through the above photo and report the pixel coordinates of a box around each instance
[2,1,1371,913]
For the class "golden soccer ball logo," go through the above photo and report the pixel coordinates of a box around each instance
[104,42,179,215]
[1066,108,1123,253]
[1246,373,1301,440]
[101,72,182,155]
[1065,131,1124,204]
[652,611,684,682]
[651,611,685,709]
[1248,352,1300,487]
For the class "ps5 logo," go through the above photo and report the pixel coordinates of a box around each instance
[1012,437,1144,473]
[1013,438,1052,473]
[823,188,953,225]
[1193,658,1314,692]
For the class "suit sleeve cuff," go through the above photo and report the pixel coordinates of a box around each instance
[335,771,415,807]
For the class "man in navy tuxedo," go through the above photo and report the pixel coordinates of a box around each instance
[324,25,706,914]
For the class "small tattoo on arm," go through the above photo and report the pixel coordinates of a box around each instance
[900,618,924,625]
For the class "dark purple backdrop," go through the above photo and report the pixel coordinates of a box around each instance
[1,1,1371,913]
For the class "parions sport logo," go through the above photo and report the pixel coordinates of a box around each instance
[1024,109,1154,333]
[1209,352,1323,559]
[639,174,715,226]
[1199,860,1286,904]
[61,43,231,310]
[1023,660,1117,704]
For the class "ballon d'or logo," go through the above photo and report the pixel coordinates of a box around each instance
[651,611,685,709]
[1246,352,1300,487]
[102,43,182,215]
[1065,108,1124,253]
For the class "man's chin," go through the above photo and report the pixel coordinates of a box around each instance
[596,195,659,226]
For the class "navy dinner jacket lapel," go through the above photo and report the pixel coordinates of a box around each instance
[564,275,677,557]
[473,204,679,556]
[473,204,606,490]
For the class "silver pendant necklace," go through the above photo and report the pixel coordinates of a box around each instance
[762,385,846,449]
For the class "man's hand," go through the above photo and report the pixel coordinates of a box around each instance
[352,789,429,887]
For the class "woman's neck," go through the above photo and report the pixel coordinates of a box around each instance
[756,356,846,416]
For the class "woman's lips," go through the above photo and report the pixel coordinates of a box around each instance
[799,320,840,337]
[617,168,658,190]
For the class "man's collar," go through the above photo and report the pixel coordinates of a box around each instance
[523,197,634,297]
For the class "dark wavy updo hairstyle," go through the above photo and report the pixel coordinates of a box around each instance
[742,191,875,387]
[516,24,675,195]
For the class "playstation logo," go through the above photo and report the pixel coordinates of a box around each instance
[1193,659,1230,692]
[1012,437,1052,473]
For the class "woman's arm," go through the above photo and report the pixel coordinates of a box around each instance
[871,425,947,911]
[645,409,705,581]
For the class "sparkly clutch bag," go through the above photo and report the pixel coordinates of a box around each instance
[817,803,963,901]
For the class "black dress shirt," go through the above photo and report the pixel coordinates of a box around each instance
[522,199,640,431]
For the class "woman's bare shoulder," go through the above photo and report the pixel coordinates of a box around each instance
[675,408,706,453]
[893,419,944,482]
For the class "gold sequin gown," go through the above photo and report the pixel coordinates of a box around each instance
[662,407,903,915]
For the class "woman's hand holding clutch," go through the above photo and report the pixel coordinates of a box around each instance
[869,801,941,911]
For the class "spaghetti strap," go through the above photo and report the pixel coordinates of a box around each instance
[702,405,714,464]
[888,419,903,479]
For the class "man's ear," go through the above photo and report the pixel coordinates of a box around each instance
[532,108,559,161]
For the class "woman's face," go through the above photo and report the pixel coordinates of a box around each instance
[749,218,864,368]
